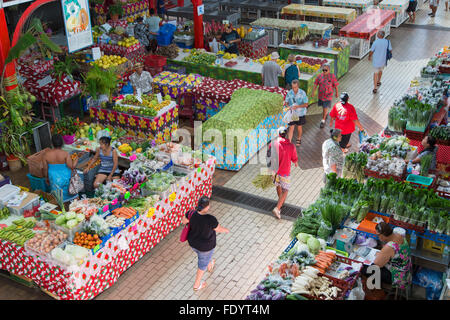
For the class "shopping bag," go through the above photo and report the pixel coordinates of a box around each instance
[179,210,195,242]
[69,170,84,195]
[358,130,368,144]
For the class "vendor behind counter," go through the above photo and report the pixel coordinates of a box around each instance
[220,24,241,54]
[129,62,153,95]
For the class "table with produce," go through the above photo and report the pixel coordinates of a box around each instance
[247,170,450,300]
[378,0,410,28]
[281,4,357,24]
[250,18,334,48]
[192,78,288,122]
[279,40,350,79]
[0,144,216,299]
[89,94,179,144]
[168,49,331,104]
[322,0,374,15]
[338,9,395,59]
[201,88,285,171]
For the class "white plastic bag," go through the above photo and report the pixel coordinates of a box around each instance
[348,278,365,300]
[283,109,298,124]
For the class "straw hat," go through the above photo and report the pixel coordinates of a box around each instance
[134,62,144,70]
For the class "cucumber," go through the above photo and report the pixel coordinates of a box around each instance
[293,293,309,300]
[286,294,299,300]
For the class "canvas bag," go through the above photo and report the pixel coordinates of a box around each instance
[180,210,195,242]
[69,170,84,195]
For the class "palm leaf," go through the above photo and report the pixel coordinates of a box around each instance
[39,33,62,53]
[30,18,44,34]
[5,33,37,64]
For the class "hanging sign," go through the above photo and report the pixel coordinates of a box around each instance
[197,4,204,16]
[61,0,94,53]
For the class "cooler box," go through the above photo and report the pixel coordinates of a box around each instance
[8,192,40,216]
[0,184,21,206]
[333,228,356,253]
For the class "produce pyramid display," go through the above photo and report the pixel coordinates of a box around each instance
[202,88,284,155]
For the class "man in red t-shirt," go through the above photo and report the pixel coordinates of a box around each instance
[329,92,365,152]
[312,63,339,129]
[268,127,298,219]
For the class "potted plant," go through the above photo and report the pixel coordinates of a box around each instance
[52,56,79,82]
[108,3,124,21]
[53,117,79,144]
[82,65,119,107]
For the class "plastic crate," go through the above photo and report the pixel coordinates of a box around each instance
[8,193,40,216]
[156,33,173,46]
[420,229,450,246]
[388,215,426,234]
[175,41,193,49]
[144,54,167,68]
[0,175,10,188]
[103,212,125,236]
[357,211,390,235]
[422,238,445,255]
[406,174,434,189]
[329,255,363,290]
[364,168,405,182]
[300,273,350,300]
[26,173,50,193]
[145,66,164,76]
[124,210,139,227]
[163,64,186,74]
[405,129,427,141]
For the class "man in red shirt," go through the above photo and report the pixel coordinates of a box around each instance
[329,92,365,153]
[268,127,298,219]
[312,63,339,129]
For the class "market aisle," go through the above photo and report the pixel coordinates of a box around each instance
[404,1,450,28]
[95,201,292,300]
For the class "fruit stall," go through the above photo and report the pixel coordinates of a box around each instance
[378,0,410,28]
[167,49,334,105]
[338,8,395,59]
[89,95,179,144]
[0,144,216,300]
[281,4,357,29]
[322,0,374,16]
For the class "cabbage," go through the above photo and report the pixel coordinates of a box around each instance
[296,233,311,243]
[55,215,66,226]
[318,239,327,251]
[65,245,89,260]
[65,211,77,220]
[51,248,71,265]
[307,237,321,254]
[76,213,85,222]
[66,219,79,229]
[294,242,310,254]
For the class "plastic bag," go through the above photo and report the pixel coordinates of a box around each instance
[69,171,84,195]
[348,278,365,300]
[413,267,444,300]
[282,109,294,124]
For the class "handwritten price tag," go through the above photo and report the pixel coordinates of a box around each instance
[133,183,139,190]
[102,205,109,213]
[169,192,176,202]
[124,191,131,200]
[129,154,137,162]
[111,198,118,206]
[197,167,202,173]
[140,182,146,189]
[146,207,155,218]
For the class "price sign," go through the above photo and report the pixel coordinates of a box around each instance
[111,198,118,206]
[92,47,101,61]
[156,93,163,104]
[146,207,155,218]
[169,192,176,202]
[140,182,147,189]
[197,167,202,173]
[129,154,137,162]
[124,191,131,200]
[133,183,139,190]
[197,4,204,16]
[102,205,109,213]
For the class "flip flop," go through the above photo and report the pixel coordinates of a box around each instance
[372,89,377,94]
[272,207,281,219]
[193,281,207,291]
[377,82,381,87]
[207,259,216,274]
[296,139,301,146]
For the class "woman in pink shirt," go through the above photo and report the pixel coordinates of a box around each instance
[267,127,298,219]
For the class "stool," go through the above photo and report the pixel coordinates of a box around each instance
[179,92,195,127]
[385,283,412,300]
[40,103,60,123]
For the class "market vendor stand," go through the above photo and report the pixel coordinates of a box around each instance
[281,4,357,31]
[168,51,333,104]
[338,9,395,59]
[238,32,269,60]
[323,0,374,16]
[218,0,287,23]
[279,42,349,79]
[378,0,410,28]
[97,43,146,66]
[250,18,334,48]
[0,157,216,300]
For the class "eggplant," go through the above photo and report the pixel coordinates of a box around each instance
[263,294,272,300]
[257,284,266,291]
[256,291,264,298]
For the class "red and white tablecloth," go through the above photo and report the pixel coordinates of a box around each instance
[409,139,450,166]
[0,159,215,300]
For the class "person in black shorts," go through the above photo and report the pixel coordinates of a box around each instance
[406,0,418,23]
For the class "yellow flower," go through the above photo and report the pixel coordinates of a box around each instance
[118,114,125,124]
[98,112,105,120]
[89,108,95,118]
[127,130,136,136]
[158,116,164,128]
[129,117,136,127]
[164,132,170,142]
[172,107,178,118]
[150,120,157,131]
[139,118,147,129]
[138,131,146,139]
[164,127,170,135]
[108,113,115,123]
[198,113,205,121]
[172,123,178,132]
[163,87,169,95]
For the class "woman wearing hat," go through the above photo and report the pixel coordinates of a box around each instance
[129,62,153,95]
[181,196,230,291]
[322,129,344,181]
[220,24,240,54]
[329,92,365,153]
[268,126,298,219]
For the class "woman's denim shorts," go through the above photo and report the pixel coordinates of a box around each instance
[192,247,215,271]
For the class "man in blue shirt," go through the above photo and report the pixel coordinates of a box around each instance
[285,79,309,146]
[368,31,392,94]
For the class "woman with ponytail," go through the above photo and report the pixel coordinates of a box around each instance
[322,128,344,182]
[181,196,230,291]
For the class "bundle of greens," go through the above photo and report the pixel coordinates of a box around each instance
[420,154,433,176]
[290,212,321,238]
[252,173,274,190]
[343,152,367,182]
[388,106,407,132]
[429,125,450,142]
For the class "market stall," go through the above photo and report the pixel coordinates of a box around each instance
[168,50,333,104]
[322,0,374,16]
[279,41,350,79]
[378,0,410,28]
[238,32,270,60]
[218,1,286,23]
[250,18,334,48]
[281,4,357,30]
[338,9,395,59]
[0,149,216,300]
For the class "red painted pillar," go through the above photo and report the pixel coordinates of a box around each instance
[191,0,203,49]
[0,9,17,92]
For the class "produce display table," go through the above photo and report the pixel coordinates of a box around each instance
[378,0,409,27]
[322,0,374,15]
[279,42,349,79]
[0,158,216,300]
[250,18,334,48]
[89,103,178,143]
[17,55,55,75]
[281,4,357,25]
[95,0,148,20]
[238,34,269,59]
[168,51,327,104]
[97,43,146,65]
[339,9,395,59]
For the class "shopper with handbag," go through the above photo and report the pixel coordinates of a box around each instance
[368,31,392,94]
[181,196,230,291]
[43,134,79,202]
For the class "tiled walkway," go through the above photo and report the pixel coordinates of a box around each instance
[1,20,450,300]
